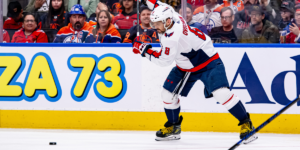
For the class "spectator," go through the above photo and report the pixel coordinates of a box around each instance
[187,0,204,11]
[123,6,159,43]
[3,30,11,43]
[286,7,300,43]
[269,0,281,13]
[25,0,68,13]
[193,0,224,32]
[68,0,97,18]
[233,0,258,34]
[41,0,69,30]
[88,2,115,28]
[25,0,48,13]
[106,0,122,15]
[221,0,244,14]
[241,6,280,43]
[54,4,94,43]
[11,13,48,43]
[278,0,294,31]
[4,1,24,30]
[178,3,208,34]
[86,10,122,43]
[113,0,138,30]
[259,0,280,25]
[209,7,242,43]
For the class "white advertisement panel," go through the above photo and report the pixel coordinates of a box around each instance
[0,46,142,110]
[0,46,299,114]
[142,47,300,114]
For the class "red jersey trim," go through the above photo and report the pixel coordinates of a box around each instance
[223,94,234,105]
[176,53,220,72]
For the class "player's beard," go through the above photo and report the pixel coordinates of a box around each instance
[74,22,83,30]
[156,27,166,34]
[157,29,163,34]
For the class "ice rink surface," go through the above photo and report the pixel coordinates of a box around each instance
[0,128,299,150]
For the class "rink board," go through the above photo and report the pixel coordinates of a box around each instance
[0,43,300,134]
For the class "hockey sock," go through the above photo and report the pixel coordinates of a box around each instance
[164,106,181,125]
[228,101,248,124]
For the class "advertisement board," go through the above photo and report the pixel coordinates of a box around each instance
[0,44,299,133]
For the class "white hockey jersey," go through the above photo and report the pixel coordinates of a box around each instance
[192,4,224,31]
[145,0,219,72]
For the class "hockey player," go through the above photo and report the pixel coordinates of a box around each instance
[123,5,159,43]
[53,4,94,43]
[133,0,258,143]
[193,0,224,31]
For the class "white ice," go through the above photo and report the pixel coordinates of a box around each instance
[0,128,299,150]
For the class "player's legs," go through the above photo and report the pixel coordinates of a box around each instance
[161,88,181,125]
[212,87,258,143]
[156,88,183,141]
[156,67,196,141]
[200,59,257,143]
[212,88,248,125]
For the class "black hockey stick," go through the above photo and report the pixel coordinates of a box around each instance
[229,95,300,150]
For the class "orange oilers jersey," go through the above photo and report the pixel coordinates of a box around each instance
[53,22,94,43]
[3,30,10,43]
[193,4,224,31]
[221,0,244,13]
[11,28,48,43]
[3,17,23,30]
[123,24,160,43]
[85,24,122,43]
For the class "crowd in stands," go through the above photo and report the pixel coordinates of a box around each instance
[2,0,300,44]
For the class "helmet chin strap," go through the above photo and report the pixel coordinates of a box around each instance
[163,18,173,32]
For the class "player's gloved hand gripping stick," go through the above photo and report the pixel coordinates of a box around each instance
[133,41,152,57]
[229,95,300,150]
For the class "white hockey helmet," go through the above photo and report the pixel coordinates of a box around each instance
[150,5,173,30]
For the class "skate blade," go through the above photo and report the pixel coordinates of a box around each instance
[155,134,181,141]
[243,134,258,144]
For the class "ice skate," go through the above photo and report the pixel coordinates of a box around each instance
[155,116,183,141]
[240,114,258,144]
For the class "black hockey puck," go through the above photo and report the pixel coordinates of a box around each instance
[49,142,56,145]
